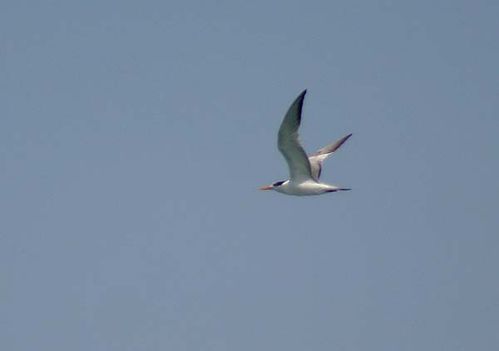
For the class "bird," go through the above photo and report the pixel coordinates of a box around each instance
[259,90,352,196]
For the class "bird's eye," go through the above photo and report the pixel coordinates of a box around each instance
[273,181,285,187]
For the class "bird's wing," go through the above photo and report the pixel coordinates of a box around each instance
[308,133,352,180]
[310,133,352,157]
[308,155,325,181]
[278,90,314,182]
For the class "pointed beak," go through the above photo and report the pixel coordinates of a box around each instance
[259,185,273,191]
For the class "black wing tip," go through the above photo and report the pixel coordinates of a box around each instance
[297,89,307,101]
[293,90,307,122]
[340,133,353,144]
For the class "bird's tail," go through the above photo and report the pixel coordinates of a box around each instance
[325,186,351,193]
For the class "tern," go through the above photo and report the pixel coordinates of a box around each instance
[260,90,352,196]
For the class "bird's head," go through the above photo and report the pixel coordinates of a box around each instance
[259,180,286,191]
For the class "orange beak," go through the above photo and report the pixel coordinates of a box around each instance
[259,185,273,191]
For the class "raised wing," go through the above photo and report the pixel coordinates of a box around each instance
[277,90,313,182]
[308,133,352,180]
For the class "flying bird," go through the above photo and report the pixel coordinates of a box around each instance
[260,90,352,196]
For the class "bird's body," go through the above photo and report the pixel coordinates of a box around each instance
[271,180,343,196]
[260,90,352,196]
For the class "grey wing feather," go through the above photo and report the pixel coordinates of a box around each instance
[310,133,352,156]
[277,90,314,182]
[308,133,352,181]
[308,157,324,181]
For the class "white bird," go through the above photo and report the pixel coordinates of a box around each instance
[260,90,352,196]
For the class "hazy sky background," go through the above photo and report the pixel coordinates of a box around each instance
[1,1,498,350]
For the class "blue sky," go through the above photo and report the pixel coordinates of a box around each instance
[1,1,499,350]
